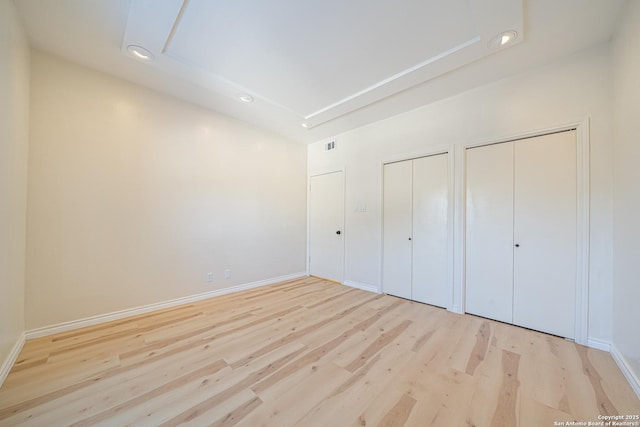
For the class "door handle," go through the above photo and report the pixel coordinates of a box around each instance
[515,244,520,247]
[336,230,341,235]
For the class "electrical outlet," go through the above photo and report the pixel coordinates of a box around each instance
[224,269,231,279]
[206,272,213,282]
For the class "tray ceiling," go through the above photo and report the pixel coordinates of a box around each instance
[14,0,625,142]
[123,0,522,129]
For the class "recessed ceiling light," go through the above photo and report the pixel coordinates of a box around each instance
[127,45,154,61]
[301,123,309,128]
[488,30,518,49]
[238,94,254,103]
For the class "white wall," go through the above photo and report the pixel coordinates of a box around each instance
[612,0,640,391]
[0,0,30,370]
[309,45,614,344]
[25,51,307,329]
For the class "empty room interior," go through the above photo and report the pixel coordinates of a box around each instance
[1,0,640,425]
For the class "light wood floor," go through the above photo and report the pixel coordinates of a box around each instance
[1,277,638,426]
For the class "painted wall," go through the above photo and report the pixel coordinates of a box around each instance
[0,1,30,367]
[308,45,614,344]
[25,51,307,329]
[612,0,640,389]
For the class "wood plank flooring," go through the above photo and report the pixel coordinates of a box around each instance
[0,277,638,426]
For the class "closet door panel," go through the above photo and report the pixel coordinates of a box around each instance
[513,131,577,338]
[383,160,413,299]
[465,142,514,323]
[412,154,449,307]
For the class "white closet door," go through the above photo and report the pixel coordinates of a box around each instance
[309,171,344,283]
[383,160,412,299]
[513,131,577,338]
[412,154,449,307]
[465,142,514,323]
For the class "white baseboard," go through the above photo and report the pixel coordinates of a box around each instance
[343,280,380,294]
[587,337,611,351]
[449,304,464,315]
[0,332,26,388]
[611,342,640,399]
[25,272,307,340]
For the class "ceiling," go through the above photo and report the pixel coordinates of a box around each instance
[14,0,624,143]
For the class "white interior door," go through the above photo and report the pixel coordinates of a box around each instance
[513,131,577,338]
[465,142,515,323]
[309,171,344,283]
[383,160,412,299]
[412,154,449,307]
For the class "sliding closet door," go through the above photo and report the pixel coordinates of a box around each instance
[383,160,412,299]
[412,154,449,307]
[513,131,577,338]
[465,142,514,323]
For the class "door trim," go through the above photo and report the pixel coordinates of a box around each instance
[380,145,455,310]
[307,169,346,283]
[459,118,590,345]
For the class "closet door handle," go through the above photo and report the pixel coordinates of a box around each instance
[408,237,412,241]
[515,244,520,247]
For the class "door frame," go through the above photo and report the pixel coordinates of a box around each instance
[380,145,455,309]
[307,169,346,283]
[459,118,590,345]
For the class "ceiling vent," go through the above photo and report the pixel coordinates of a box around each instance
[325,140,336,151]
